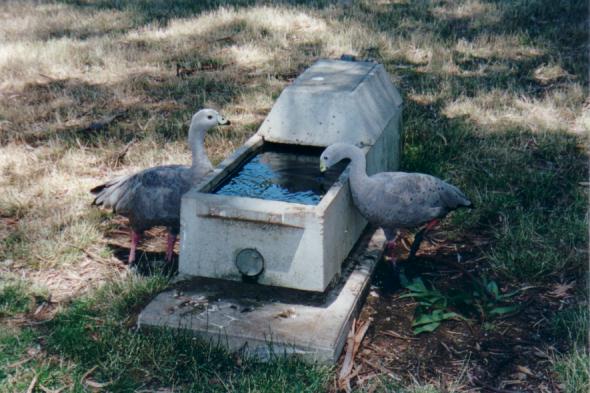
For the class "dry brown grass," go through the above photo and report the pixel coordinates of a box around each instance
[443,84,586,133]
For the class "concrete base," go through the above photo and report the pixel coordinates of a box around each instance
[138,228,385,364]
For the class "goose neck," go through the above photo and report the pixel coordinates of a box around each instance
[347,147,369,188]
[188,119,213,171]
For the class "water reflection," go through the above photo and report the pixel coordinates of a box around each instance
[214,148,347,205]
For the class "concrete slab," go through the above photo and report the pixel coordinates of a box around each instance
[138,227,385,364]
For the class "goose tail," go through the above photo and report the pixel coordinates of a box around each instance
[90,175,133,211]
[442,181,473,210]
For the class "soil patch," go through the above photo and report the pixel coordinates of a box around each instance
[336,233,575,392]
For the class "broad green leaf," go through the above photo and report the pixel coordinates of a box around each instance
[441,311,462,320]
[413,313,437,326]
[489,305,519,315]
[413,310,460,327]
[487,281,500,298]
[399,293,422,300]
[498,289,521,300]
[404,279,427,292]
[413,322,440,334]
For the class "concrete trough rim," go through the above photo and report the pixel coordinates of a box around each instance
[183,133,360,225]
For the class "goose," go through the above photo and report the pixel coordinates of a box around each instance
[319,143,472,263]
[91,109,230,264]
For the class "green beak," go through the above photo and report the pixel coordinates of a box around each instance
[319,161,327,173]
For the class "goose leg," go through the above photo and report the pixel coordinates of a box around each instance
[129,230,141,264]
[165,233,177,263]
[382,228,399,278]
[383,228,398,258]
[385,239,397,260]
[408,219,439,260]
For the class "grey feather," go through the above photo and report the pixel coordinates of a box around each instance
[91,165,194,234]
[353,171,471,229]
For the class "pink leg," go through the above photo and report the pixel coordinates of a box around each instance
[129,230,141,264]
[384,232,398,263]
[384,238,400,281]
[165,233,177,263]
[385,240,396,258]
[425,218,439,231]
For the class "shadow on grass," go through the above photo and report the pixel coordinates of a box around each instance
[3,72,246,146]
[369,0,587,73]
[57,0,336,26]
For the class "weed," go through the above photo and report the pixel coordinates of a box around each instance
[400,277,465,334]
[400,276,519,334]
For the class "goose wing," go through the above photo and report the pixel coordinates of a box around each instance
[91,165,193,228]
[363,172,470,227]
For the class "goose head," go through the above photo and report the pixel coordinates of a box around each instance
[188,108,230,147]
[191,108,231,129]
[319,142,357,172]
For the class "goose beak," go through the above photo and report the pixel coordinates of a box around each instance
[217,116,230,126]
[319,161,327,173]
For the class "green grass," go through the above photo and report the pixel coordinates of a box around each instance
[552,306,589,348]
[0,279,48,318]
[554,349,590,393]
[0,0,587,391]
[352,377,445,393]
[0,327,36,388]
[0,282,31,317]
[552,306,590,393]
[1,274,331,392]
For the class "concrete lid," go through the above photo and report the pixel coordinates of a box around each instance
[259,59,402,148]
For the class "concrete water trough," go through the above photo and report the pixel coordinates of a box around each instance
[178,59,403,292]
[139,59,403,362]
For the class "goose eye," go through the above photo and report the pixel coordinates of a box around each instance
[207,115,213,120]
[323,156,328,160]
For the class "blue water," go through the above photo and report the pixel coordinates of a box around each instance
[214,150,345,205]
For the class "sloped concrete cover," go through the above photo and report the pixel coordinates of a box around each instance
[259,60,402,147]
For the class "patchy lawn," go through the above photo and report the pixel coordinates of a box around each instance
[0,0,587,392]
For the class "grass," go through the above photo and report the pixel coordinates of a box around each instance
[0,0,587,391]
[1,274,331,392]
[0,277,48,318]
[551,306,590,393]
[0,281,33,317]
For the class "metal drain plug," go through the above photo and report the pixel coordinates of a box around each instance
[235,248,264,277]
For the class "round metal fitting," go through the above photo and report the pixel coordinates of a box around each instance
[235,248,264,277]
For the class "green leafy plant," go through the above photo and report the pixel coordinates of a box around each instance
[400,276,520,335]
[469,278,520,319]
[399,278,464,334]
